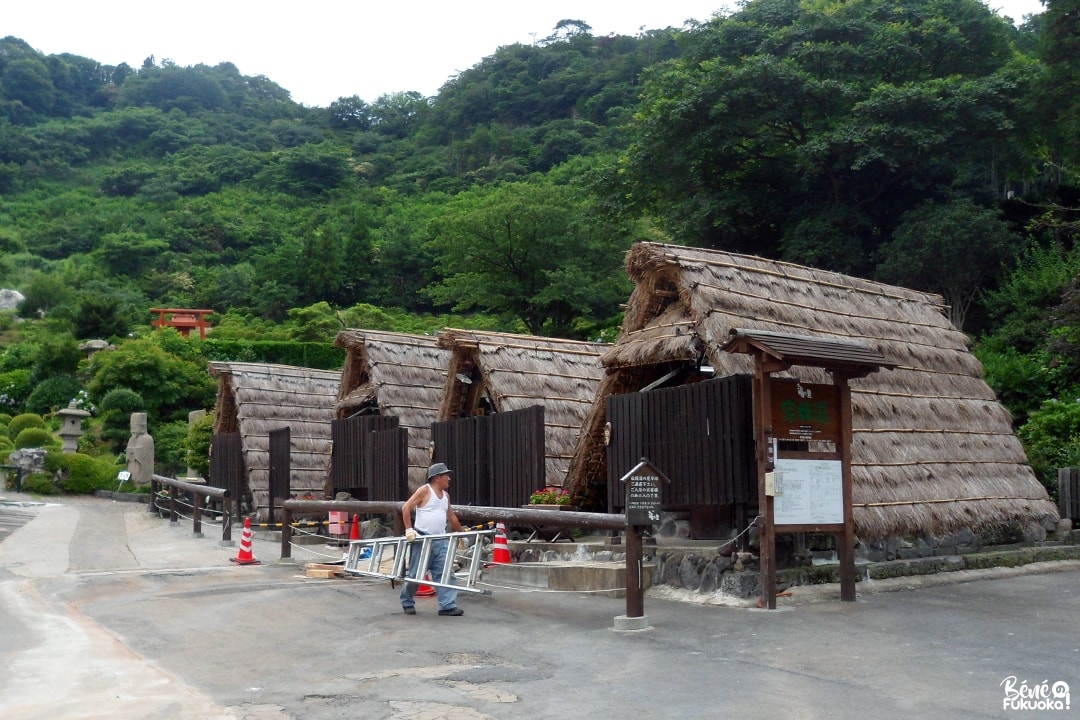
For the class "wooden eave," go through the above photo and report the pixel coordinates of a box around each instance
[721,328,896,377]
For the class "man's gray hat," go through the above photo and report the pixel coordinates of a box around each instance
[426,462,452,481]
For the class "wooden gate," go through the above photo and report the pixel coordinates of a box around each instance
[431,405,545,507]
[330,415,407,501]
[606,375,756,537]
[209,432,244,516]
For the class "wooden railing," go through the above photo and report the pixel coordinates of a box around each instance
[151,474,233,543]
[279,500,648,618]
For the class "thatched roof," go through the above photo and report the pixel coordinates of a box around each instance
[208,362,341,516]
[437,328,609,486]
[566,242,1057,540]
[333,330,450,490]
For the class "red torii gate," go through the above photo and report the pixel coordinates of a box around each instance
[150,308,214,339]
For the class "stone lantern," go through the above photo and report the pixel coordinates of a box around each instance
[57,400,91,453]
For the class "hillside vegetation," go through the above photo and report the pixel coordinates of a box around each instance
[2,1,1080,496]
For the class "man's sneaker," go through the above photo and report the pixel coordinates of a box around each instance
[403,606,416,615]
[438,607,464,616]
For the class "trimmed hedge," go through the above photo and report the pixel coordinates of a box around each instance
[202,340,344,370]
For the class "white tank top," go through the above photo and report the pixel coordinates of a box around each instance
[414,485,449,535]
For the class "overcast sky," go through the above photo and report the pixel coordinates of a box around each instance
[5,0,1048,108]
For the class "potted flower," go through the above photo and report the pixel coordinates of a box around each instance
[527,486,572,509]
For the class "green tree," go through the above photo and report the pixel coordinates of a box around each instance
[426,180,627,336]
[3,57,56,113]
[876,198,1019,330]
[1034,0,1080,173]
[286,302,343,342]
[618,0,1032,271]
[17,271,77,318]
[86,334,216,423]
[93,231,169,277]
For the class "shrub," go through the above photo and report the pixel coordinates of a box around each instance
[25,375,84,415]
[153,419,190,478]
[0,369,32,414]
[48,451,122,494]
[8,412,46,440]
[1016,396,1080,501]
[0,435,12,451]
[14,427,58,449]
[21,472,58,495]
[0,412,12,424]
[184,411,215,478]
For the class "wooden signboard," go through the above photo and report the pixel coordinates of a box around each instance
[770,380,839,444]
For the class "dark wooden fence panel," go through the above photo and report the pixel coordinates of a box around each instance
[490,405,545,507]
[209,432,244,517]
[267,427,291,522]
[1059,467,1080,521]
[606,375,755,510]
[330,415,402,499]
[268,427,291,501]
[432,416,485,505]
[432,406,545,508]
[369,427,408,501]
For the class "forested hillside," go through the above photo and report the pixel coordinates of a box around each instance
[3,1,1080,495]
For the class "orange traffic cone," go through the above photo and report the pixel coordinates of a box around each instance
[492,522,511,564]
[230,517,261,565]
[416,571,437,597]
[350,514,361,541]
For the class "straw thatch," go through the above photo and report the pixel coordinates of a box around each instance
[334,330,451,490]
[208,362,341,517]
[565,242,1058,540]
[437,328,609,486]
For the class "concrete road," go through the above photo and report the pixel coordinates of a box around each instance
[1,494,1077,720]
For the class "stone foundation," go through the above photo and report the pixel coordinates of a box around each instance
[651,527,1080,598]
[509,522,1080,600]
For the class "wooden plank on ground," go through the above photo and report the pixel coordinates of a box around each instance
[305,563,345,578]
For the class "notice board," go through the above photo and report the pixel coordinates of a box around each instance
[774,458,843,525]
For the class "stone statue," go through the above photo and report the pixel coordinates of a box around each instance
[126,412,155,485]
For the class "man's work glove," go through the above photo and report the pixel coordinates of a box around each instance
[405,528,417,542]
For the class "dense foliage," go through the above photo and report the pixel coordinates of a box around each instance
[2,1,1080,497]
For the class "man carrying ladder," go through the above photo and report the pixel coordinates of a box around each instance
[401,463,465,616]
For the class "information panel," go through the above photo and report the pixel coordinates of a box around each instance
[773,458,843,525]
[626,472,663,526]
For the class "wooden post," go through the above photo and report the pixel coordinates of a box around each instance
[280,506,293,560]
[754,359,778,610]
[837,376,857,601]
[193,492,203,537]
[625,524,644,618]
[222,495,233,543]
[168,485,178,523]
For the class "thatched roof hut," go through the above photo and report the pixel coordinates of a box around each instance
[333,330,450,490]
[208,362,341,515]
[437,328,608,486]
[565,242,1057,540]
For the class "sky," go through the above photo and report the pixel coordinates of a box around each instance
[4,0,1049,108]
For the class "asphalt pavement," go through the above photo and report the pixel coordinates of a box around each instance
[1,493,1077,720]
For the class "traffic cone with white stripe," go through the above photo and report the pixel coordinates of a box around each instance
[230,517,261,565]
[492,522,511,564]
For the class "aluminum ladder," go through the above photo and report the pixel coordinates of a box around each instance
[343,529,495,595]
